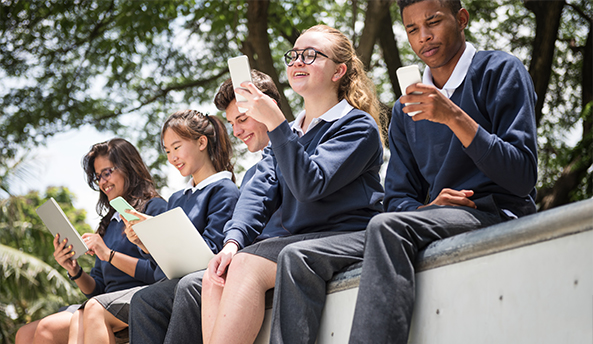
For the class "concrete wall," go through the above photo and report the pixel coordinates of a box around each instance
[255,199,593,343]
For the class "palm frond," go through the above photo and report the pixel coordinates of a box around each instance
[0,244,81,302]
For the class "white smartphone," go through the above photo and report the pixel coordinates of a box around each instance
[228,55,253,113]
[109,196,140,222]
[396,65,422,116]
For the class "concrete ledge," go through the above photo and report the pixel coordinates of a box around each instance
[326,198,593,294]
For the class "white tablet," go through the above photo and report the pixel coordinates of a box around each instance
[36,198,89,260]
[132,207,215,280]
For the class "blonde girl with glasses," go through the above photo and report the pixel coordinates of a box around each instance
[15,138,168,344]
[199,24,384,344]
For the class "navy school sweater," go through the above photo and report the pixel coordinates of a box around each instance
[224,108,385,249]
[240,164,288,241]
[85,197,168,298]
[385,50,538,217]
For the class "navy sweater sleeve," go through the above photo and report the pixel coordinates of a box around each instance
[462,52,538,197]
[270,116,383,202]
[224,147,281,248]
[88,256,106,297]
[200,181,241,253]
[384,110,429,211]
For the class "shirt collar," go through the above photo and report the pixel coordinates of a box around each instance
[422,42,477,98]
[111,212,122,222]
[291,99,354,137]
[183,171,233,194]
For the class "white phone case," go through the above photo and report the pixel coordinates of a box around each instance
[228,56,253,113]
[396,65,422,116]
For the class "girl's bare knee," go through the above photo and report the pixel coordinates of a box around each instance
[82,299,104,322]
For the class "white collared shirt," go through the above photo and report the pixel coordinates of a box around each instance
[291,99,354,137]
[183,170,233,194]
[422,42,477,98]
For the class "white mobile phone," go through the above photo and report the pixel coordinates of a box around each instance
[396,65,422,116]
[228,56,253,113]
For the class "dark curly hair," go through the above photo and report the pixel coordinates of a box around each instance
[82,138,161,236]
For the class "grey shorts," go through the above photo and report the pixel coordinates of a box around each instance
[239,231,346,263]
[80,285,148,324]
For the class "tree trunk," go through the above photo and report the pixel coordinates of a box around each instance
[244,0,294,121]
[356,0,394,70]
[378,9,403,100]
[538,20,593,210]
[354,0,397,145]
[377,3,403,146]
[524,0,565,126]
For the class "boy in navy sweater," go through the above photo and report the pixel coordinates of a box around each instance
[271,1,537,343]
[128,70,283,344]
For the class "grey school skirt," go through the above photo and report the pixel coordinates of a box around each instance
[79,285,148,324]
[239,231,346,263]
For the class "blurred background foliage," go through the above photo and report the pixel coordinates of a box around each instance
[0,186,93,343]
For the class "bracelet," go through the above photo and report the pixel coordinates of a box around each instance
[108,249,116,264]
[68,267,83,281]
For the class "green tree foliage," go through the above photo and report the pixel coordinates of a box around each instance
[0,0,591,209]
[0,187,93,343]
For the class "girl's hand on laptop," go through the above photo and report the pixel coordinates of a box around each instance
[122,212,151,253]
[124,224,149,253]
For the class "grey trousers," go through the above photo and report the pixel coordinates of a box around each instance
[128,270,205,344]
[271,202,505,344]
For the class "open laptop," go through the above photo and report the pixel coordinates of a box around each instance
[132,207,215,279]
[36,198,89,260]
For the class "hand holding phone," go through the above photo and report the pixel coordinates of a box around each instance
[396,65,422,116]
[228,56,253,113]
[109,196,140,222]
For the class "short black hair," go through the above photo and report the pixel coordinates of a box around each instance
[397,0,462,18]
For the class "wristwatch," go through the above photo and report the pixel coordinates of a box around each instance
[68,267,83,281]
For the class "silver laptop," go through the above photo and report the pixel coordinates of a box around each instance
[132,206,215,279]
[36,198,89,260]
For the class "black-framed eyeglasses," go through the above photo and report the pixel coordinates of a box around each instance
[283,48,334,67]
[94,167,116,184]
